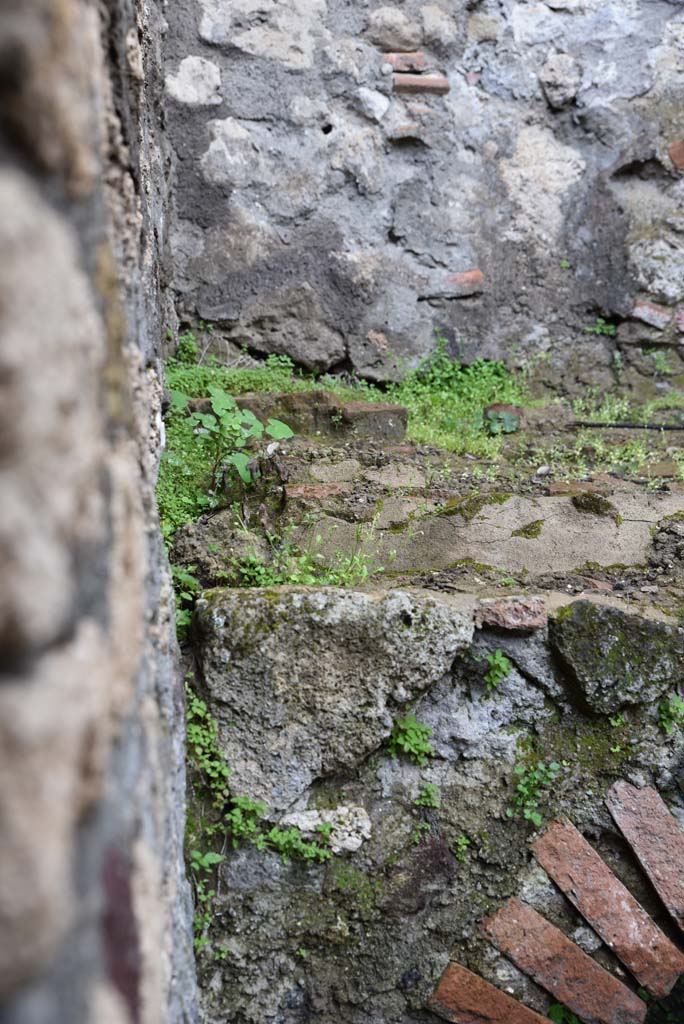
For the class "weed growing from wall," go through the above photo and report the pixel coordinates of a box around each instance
[506,760,565,828]
[185,679,334,957]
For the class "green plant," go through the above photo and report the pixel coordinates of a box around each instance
[386,335,528,457]
[559,259,572,270]
[186,687,231,807]
[584,317,617,337]
[185,385,293,485]
[453,835,470,862]
[171,563,200,639]
[507,760,564,828]
[415,782,440,809]
[190,849,225,873]
[388,714,435,766]
[659,695,684,736]
[483,649,513,694]
[185,683,338,953]
[484,407,520,436]
[648,349,674,377]
[410,821,432,844]
[177,329,200,364]
[548,1005,581,1024]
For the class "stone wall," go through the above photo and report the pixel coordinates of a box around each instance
[0,2,195,1022]
[164,0,684,390]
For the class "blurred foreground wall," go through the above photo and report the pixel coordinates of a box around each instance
[0,2,195,1021]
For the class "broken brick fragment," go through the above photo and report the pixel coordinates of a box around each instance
[428,962,548,1024]
[385,52,428,73]
[668,139,684,170]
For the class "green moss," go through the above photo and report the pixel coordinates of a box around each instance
[439,492,511,522]
[327,863,383,920]
[571,493,620,521]
[512,519,544,539]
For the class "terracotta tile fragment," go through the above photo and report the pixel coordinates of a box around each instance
[606,781,684,933]
[393,73,450,94]
[481,898,646,1024]
[668,140,684,170]
[385,51,428,73]
[428,961,549,1024]
[533,819,684,997]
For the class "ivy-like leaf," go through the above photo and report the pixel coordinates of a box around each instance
[266,418,295,440]
[170,389,190,412]
[208,386,237,416]
[227,451,253,483]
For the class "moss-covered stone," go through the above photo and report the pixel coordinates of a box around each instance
[511,519,544,539]
[572,492,621,524]
[439,492,511,522]
[549,600,684,714]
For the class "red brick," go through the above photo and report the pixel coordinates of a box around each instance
[533,819,684,998]
[475,596,547,631]
[393,73,450,94]
[632,300,672,331]
[481,898,646,1024]
[428,962,549,1024]
[448,268,485,293]
[606,781,684,934]
[385,51,428,73]
[668,140,684,171]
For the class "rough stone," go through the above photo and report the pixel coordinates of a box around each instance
[632,299,673,330]
[280,806,372,854]
[165,0,684,383]
[165,56,223,106]
[548,601,684,714]
[0,0,195,1018]
[366,8,422,51]
[539,53,581,108]
[533,819,684,998]
[482,898,647,1024]
[198,0,330,69]
[194,587,473,810]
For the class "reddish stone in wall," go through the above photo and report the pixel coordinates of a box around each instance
[447,268,485,293]
[632,299,672,330]
[668,140,684,170]
[476,596,547,631]
[385,51,428,72]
